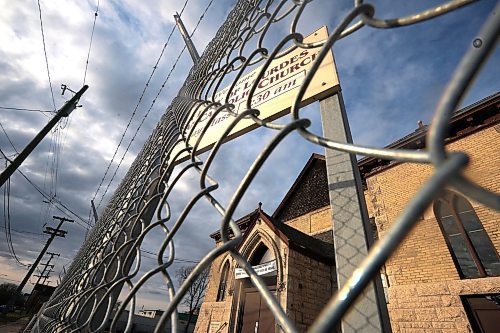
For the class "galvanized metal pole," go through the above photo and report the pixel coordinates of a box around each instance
[319,91,391,333]
[174,12,200,64]
[0,85,88,187]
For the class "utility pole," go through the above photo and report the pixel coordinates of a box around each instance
[33,252,59,286]
[0,85,88,187]
[8,216,73,306]
[174,12,200,64]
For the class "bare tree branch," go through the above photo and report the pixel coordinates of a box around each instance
[176,265,210,333]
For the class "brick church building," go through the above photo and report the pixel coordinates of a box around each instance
[194,93,499,333]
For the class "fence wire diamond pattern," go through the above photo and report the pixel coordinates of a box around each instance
[26,0,499,332]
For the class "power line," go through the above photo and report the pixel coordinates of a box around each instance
[0,225,43,238]
[0,121,19,154]
[83,0,100,85]
[47,119,66,197]
[0,112,61,211]
[36,0,57,111]
[95,43,189,209]
[15,168,91,230]
[0,141,89,230]
[0,106,53,113]
[1,149,39,265]
[34,0,71,202]
[91,0,191,208]
[2,161,29,267]
[0,120,64,238]
[141,249,200,264]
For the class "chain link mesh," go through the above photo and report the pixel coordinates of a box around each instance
[26,0,499,332]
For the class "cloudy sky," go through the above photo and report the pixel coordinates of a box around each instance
[0,0,498,311]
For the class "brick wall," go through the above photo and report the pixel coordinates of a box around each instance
[386,277,500,333]
[196,301,232,333]
[365,126,500,332]
[195,244,235,333]
[203,244,230,303]
[286,248,335,332]
[284,207,332,238]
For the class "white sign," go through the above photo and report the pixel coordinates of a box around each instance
[234,260,277,279]
[168,26,339,164]
[208,322,221,333]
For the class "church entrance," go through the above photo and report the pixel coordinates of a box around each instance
[237,243,278,333]
[240,288,275,333]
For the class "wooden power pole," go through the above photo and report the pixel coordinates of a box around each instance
[0,85,88,187]
[8,216,73,306]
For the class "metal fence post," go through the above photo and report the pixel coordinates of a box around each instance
[319,91,391,332]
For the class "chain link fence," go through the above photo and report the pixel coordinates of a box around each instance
[26,0,499,332]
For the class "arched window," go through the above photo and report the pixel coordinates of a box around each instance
[249,243,274,266]
[248,243,277,285]
[434,191,500,278]
[216,261,230,302]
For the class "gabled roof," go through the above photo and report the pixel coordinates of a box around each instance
[209,207,260,242]
[267,216,335,265]
[209,205,335,265]
[239,209,335,265]
[272,153,330,222]
[358,92,500,178]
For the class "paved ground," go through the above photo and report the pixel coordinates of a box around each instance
[0,316,31,333]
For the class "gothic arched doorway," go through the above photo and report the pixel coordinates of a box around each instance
[237,243,277,333]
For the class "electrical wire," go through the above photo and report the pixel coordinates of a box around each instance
[1,147,88,250]
[15,167,91,230]
[39,91,71,231]
[2,160,30,267]
[0,131,88,234]
[1,115,66,234]
[0,121,19,155]
[0,106,53,113]
[83,0,100,85]
[141,249,200,264]
[36,0,57,111]
[49,124,64,197]
[90,0,191,208]
[0,225,43,238]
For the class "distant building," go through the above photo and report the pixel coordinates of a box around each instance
[138,309,165,319]
[108,309,195,333]
[195,93,500,332]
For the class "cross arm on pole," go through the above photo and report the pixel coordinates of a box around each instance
[0,85,89,187]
